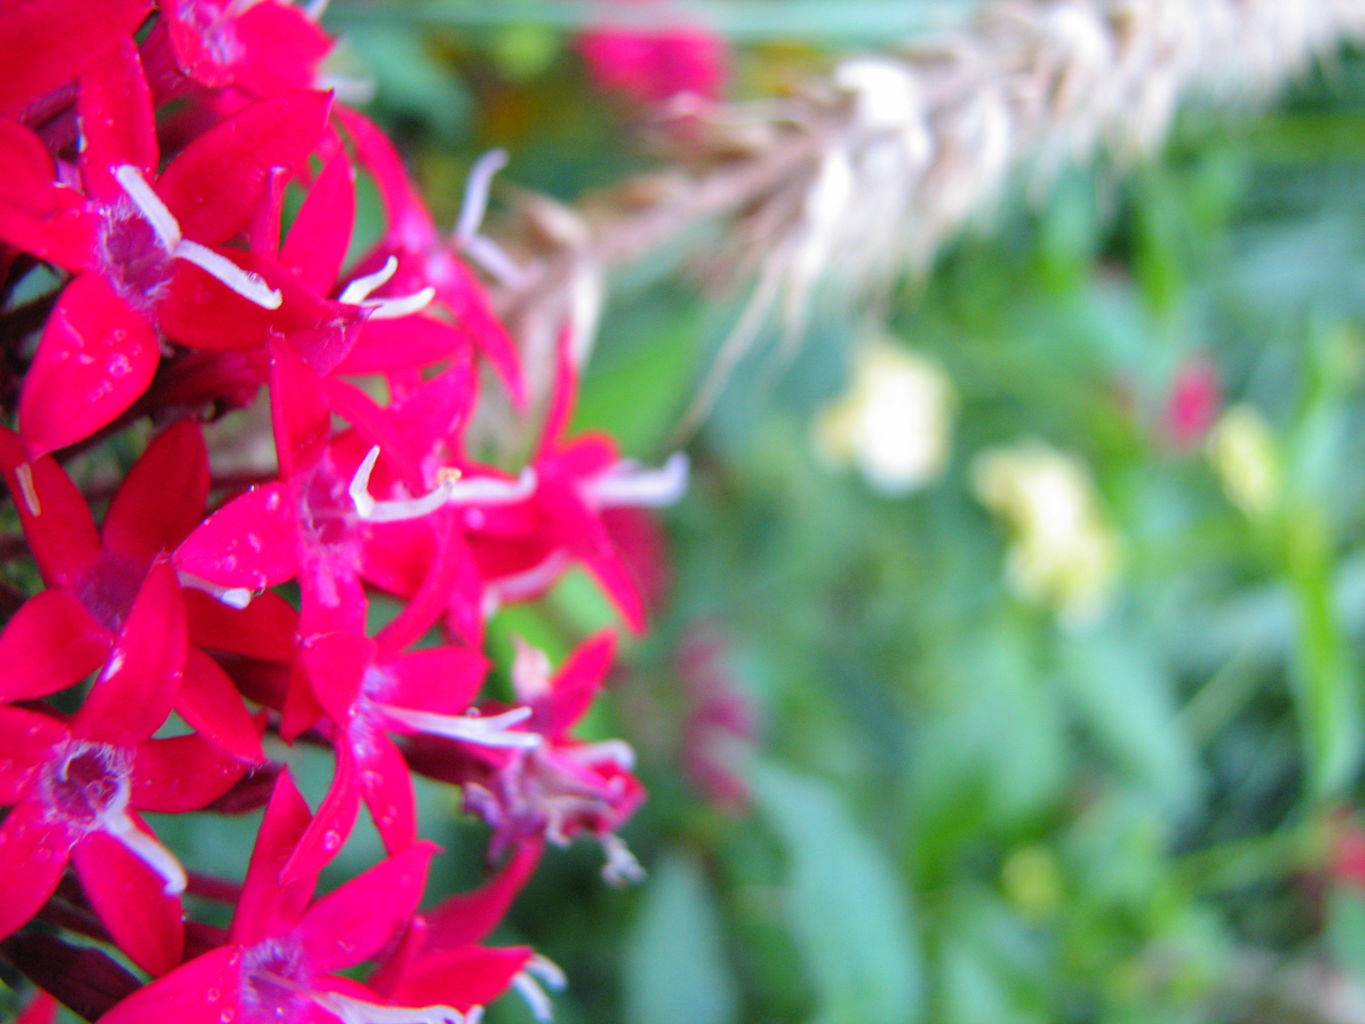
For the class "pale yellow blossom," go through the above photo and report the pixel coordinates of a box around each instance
[1206,405,1281,520]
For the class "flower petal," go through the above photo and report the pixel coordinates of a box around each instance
[279,743,362,885]
[0,431,100,588]
[174,482,298,591]
[357,733,417,854]
[103,419,208,564]
[77,38,156,202]
[0,706,66,803]
[0,589,109,702]
[380,645,488,717]
[297,841,438,973]
[73,560,186,746]
[232,771,315,945]
[157,90,332,245]
[18,274,158,457]
[132,733,248,813]
[423,839,542,949]
[393,946,533,1012]
[73,826,184,976]
[0,800,71,940]
[281,151,355,294]
[96,945,242,1024]
[0,0,151,116]
[184,587,298,663]
[177,647,266,763]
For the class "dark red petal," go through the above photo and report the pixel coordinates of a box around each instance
[77,38,157,202]
[357,733,417,854]
[0,0,151,116]
[281,151,354,293]
[132,733,247,811]
[174,482,298,591]
[279,743,362,885]
[297,841,438,973]
[176,647,266,762]
[185,588,298,663]
[19,274,158,457]
[232,771,315,944]
[103,419,209,563]
[335,107,434,247]
[0,589,109,702]
[0,800,70,939]
[0,706,67,803]
[299,631,371,725]
[73,560,186,746]
[423,839,541,949]
[380,645,487,717]
[73,826,183,976]
[545,630,617,735]
[270,343,330,479]
[157,90,332,245]
[96,945,242,1024]
[0,435,100,587]
[393,946,533,1011]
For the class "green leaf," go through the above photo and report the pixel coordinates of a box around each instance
[1059,628,1201,813]
[750,759,922,1024]
[623,851,739,1024]
[1328,884,1365,983]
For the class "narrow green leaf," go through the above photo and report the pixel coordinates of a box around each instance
[624,851,739,1024]
[750,759,922,1024]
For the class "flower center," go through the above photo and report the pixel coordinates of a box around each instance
[98,199,175,314]
[241,936,312,1023]
[74,553,146,633]
[42,742,131,832]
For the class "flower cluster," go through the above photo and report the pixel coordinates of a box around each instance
[0,3,675,1021]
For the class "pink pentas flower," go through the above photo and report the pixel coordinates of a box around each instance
[579,1,729,106]
[1164,354,1221,450]
[0,560,244,976]
[98,772,461,1024]
[0,422,266,761]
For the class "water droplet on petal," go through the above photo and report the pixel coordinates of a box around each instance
[322,830,342,851]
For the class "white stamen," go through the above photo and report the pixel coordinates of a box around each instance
[586,452,690,508]
[565,739,637,771]
[511,972,554,1023]
[313,990,472,1024]
[380,705,542,749]
[481,552,570,621]
[363,286,436,320]
[175,240,283,309]
[454,149,508,246]
[105,813,187,895]
[462,235,530,290]
[600,833,645,887]
[339,256,398,304]
[350,447,537,524]
[526,955,567,992]
[176,569,254,609]
[15,462,40,516]
[114,165,181,250]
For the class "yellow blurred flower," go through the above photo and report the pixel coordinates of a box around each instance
[1206,404,1281,520]
[972,441,1120,624]
[813,342,954,495]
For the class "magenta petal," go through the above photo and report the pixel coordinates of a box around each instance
[0,436,100,589]
[74,826,184,976]
[424,840,542,949]
[73,560,186,746]
[270,344,331,479]
[393,946,532,1011]
[0,0,151,116]
[280,744,362,885]
[132,734,247,812]
[185,588,298,663]
[175,482,298,590]
[0,706,66,803]
[0,589,110,702]
[545,631,617,735]
[97,945,242,1024]
[15,990,58,1024]
[381,646,487,717]
[19,274,158,457]
[358,733,417,853]
[299,632,371,725]
[177,648,266,762]
[158,90,332,245]
[103,419,209,565]
[297,841,438,973]
[77,38,157,202]
[335,315,468,376]
[232,772,314,945]
[281,152,354,293]
[0,800,71,939]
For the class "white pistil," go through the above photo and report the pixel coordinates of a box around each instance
[114,165,282,310]
[453,149,507,246]
[176,240,283,309]
[585,452,690,508]
[511,960,562,1024]
[380,705,542,749]
[600,833,645,887]
[105,813,188,895]
[113,165,181,250]
[339,257,436,320]
[313,990,473,1024]
[349,447,537,524]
